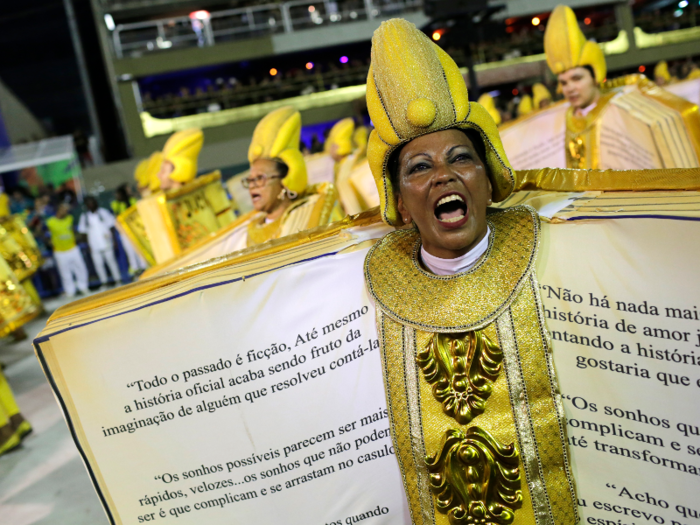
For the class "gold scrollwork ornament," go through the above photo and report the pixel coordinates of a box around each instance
[567,137,586,169]
[426,427,523,525]
[417,331,503,425]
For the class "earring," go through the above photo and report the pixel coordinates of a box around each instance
[488,198,493,205]
[404,217,409,223]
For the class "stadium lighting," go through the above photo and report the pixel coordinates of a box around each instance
[432,31,441,41]
[189,10,210,20]
[679,0,688,7]
[306,62,314,70]
[584,17,591,25]
[308,5,315,12]
[638,65,646,73]
[104,14,115,31]
[674,8,683,16]
[340,56,349,64]
[270,68,278,76]
[531,17,540,26]
[512,88,519,96]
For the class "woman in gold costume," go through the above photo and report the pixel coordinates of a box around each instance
[363,20,577,524]
[243,106,337,247]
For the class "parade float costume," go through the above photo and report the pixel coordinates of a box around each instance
[545,5,700,169]
[477,93,502,126]
[118,129,236,265]
[363,19,577,525]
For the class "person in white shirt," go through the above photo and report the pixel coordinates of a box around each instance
[78,197,121,287]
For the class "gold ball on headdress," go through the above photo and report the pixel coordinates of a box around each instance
[252,145,264,158]
[407,98,437,128]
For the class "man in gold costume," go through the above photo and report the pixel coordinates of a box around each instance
[363,19,577,524]
[500,5,700,170]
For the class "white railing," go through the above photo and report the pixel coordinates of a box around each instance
[112,0,422,58]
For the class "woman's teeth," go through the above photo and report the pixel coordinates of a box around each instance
[436,194,464,207]
[435,194,466,222]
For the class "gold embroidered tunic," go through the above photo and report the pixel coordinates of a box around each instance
[364,206,578,525]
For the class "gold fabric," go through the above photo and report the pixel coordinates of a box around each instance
[365,18,514,226]
[515,167,700,192]
[0,368,31,456]
[116,205,155,266]
[0,254,40,337]
[366,206,577,524]
[564,91,616,169]
[0,216,43,281]
[544,5,606,83]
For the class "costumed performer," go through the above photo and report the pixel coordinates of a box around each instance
[111,185,147,275]
[138,106,339,278]
[363,19,577,524]
[336,123,381,215]
[117,128,236,265]
[306,118,355,185]
[0,364,32,455]
[655,60,700,107]
[533,83,552,110]
[499,5,700,170]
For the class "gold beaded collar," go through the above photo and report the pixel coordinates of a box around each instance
[364,205,539,333]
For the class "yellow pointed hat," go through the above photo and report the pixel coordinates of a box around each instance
[161,128,204,185]
[477,93,502,125]
[654,61,671,83]
[248,106,307,195]
[517,94,534,117]
[325,118,356,157]
[532,83,552,108]
[366,18,514,226]
[136,151,163,191]
[544,5,607,84]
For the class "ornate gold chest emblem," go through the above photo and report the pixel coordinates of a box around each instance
[417,331,503,425]
[427,427,523,524]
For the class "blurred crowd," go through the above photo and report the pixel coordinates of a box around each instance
[3,183,146,299]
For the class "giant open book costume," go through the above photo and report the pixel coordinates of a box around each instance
[499,6,700,171]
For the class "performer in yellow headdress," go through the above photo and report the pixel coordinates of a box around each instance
[654,61,672,86]
[363,18,577,524]
[306,118,357,186]
[118,128,236,266]
[500,5,700,170]
[532,83,552,109]
[139,107,340,277]
[516,94,533,118]
[477,93,502,125]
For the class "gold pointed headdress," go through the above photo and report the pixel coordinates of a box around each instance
[248,106,307,194]
[532,83,552,108]
[135,152,162,190]
[544,5,606,84]
[163,128,204,185]
[366,19,514,226]
[477,93,502,125]
[654,61,671,83]
[517,95,534,117]
[325,118,355,157]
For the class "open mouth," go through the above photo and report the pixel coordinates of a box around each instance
[250,191,262,204]
[434,193,467,224]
